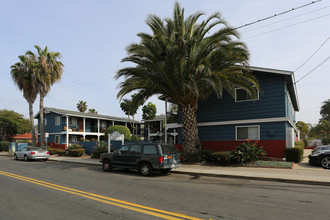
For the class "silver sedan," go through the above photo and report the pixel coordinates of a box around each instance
[14,147,50,161]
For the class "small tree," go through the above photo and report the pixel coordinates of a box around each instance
[296,121,310,139]
[120,94,144,135]
[105,125,131,141]
[77,100,88,112]
[142,102,156,120]
[320,99,330,121]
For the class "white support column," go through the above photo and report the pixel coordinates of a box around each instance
[112,121,114,125]
[97,119,100,134]
[83,118,86,132]
[66,116,69,148]
[97,135,100,142]
[165,99,168,143]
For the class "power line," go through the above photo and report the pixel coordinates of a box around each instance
[295,36,330,72]
[242,6,330,34]
[235,0,322,29]
[243,13,330,39]
[295,55,330,84]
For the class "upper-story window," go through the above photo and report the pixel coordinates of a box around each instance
[55,116,60,126]
[235,87,259,102]
[69,117,77,126]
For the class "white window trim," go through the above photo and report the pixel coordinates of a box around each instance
[55,116,60,126]
[55,135,60,144]
[235,125,260,141]
[235,86,259,102]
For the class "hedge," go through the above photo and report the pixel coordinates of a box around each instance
[0,141,9,151]
[211,151,232,165]
[285,145,304,163]
[67,149,85,157]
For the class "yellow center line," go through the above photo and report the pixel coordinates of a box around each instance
[0,170,205,220]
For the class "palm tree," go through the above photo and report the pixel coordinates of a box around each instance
[77,101,88,112]
[115,2,259,156]
[27,45,64,148]
[10,54,38,147]
[320,99,330,121]
[88,109,98,114]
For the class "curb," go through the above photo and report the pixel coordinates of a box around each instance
[48,158,101,166]
[171,170,330,186]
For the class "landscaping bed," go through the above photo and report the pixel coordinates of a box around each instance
[243,160,294,169]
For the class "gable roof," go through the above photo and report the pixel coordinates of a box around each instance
[34,107,140,123]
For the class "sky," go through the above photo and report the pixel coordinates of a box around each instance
[0,0,329,125]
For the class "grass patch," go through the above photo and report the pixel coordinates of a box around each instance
[243,160,293,169]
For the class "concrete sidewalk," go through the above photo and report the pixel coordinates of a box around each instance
[1,150,330,186]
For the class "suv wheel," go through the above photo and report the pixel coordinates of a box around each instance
[102,160,112,172]
[24,155,29,162]
[14,154,18,160]
[139,163,153,176]
[321,156,330,169]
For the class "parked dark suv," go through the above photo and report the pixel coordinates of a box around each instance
[100,143,181,176]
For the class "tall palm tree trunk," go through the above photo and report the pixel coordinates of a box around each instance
[181,104,200,156]
[29,101,36,147]
[39,95,45,148]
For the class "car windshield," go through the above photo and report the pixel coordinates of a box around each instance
[160,144,178,155]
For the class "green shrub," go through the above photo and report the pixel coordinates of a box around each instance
[48,148,60,155]
[211,151,232,165]
[57,149,67,156]
[321,137,330,145]
[131,135,142,141]
[67,148,85,157]
[285,145,304,163]
[295,141,305,148]
[232,141,266,164]
[91,142,108,159]
[0,141,10,151]
[181,149,215,163]
[105,125,131,141]
[67,144,82,150]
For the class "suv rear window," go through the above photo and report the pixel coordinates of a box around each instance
[143,145,157,155]
[160,144,178,155]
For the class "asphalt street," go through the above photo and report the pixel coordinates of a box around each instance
[1,156,330,220]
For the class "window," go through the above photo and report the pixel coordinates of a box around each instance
[143,145,157,155]
[236,126,260,140]
[235,87,259,102]
[118,145,129,154]
[55,116,60,126]
[70,117,77,126]
[129,145,141,154]
[70,136,77,143]
[55,135,60,144]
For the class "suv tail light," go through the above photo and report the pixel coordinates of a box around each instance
[30,152,36,155]
[46,151,50,154]
[159,156,164,163]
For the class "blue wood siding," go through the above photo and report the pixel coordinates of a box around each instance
[42,112,63,133]
[285,84,296,122]
[176,122,286,144]
[197,72,286,123]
